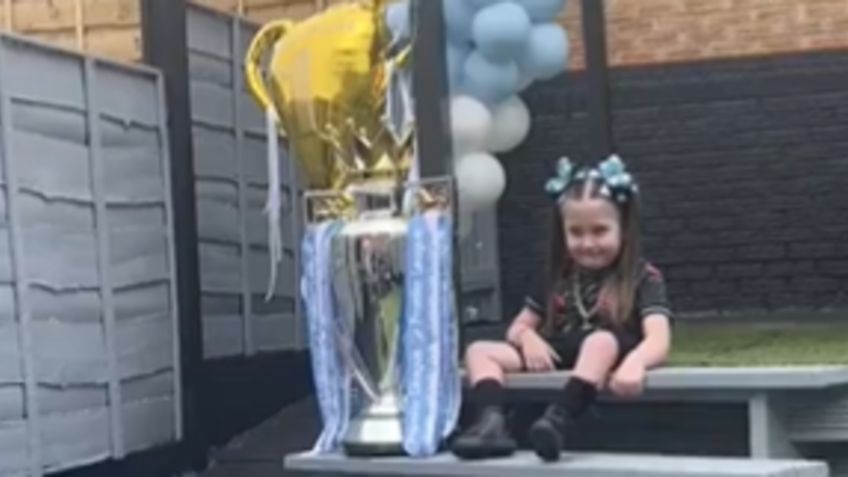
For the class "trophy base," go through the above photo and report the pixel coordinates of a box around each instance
[342,393,405,457]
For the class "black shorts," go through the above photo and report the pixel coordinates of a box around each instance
[515,327,640,371]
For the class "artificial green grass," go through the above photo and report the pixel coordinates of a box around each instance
[668,324,848,367]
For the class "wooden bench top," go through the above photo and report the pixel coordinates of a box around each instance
[285,451,828,477]
[501,366,848,391]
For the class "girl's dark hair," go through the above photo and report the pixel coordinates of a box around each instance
[541,177,642,334]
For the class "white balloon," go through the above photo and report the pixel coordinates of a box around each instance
[454,152,506,213]
[450,95,492,155]
[457,210,475,240]
[485,95,531,153]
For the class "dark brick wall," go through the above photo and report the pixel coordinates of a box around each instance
[499,50,848,318]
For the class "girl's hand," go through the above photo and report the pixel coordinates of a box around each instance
[520,330,561,372]
[609,357,646,397]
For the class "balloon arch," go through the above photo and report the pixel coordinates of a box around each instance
[389,0,570,234]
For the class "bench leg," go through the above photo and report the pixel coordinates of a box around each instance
[748,393,798,458]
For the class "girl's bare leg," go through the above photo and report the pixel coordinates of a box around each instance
[464,340,524,384]
[571,330,620,387]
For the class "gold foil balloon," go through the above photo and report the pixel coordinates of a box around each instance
[245,1,413,298]
[244,0,403,192]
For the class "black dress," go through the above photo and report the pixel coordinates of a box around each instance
[520,259,672,369]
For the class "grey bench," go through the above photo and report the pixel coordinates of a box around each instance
[284,366,848,476]
[285,451,829,477]
[500,366,848,459]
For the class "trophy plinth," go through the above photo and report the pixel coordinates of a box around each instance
[342,392,404,456]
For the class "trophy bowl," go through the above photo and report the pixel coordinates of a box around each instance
[332,213,408,456]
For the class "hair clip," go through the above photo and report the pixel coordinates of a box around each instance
[545,157,574,198]
[597,154,638,204]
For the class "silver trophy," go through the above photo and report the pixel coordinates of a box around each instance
[333,213,407,456]
[305,178,454,456]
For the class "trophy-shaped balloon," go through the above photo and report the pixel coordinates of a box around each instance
[246,0,457,457]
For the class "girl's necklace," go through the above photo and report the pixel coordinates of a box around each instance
[573,272,599,330]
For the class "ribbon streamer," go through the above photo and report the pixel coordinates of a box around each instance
[265,106,284,300]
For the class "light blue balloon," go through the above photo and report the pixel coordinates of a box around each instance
[521,23,569,80]
[446,42,472,94]
[468,0,505,9]
[515,0,567,21]
[516,72,534,92]
[472,2,532,61]
[385,2,410,37]
[463,50,519,105]
[444,0,476,43]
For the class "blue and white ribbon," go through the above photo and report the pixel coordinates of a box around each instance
[401,213,430,456]
[301,221,349,454]
[401,210,461,457]
[437,213,462,440]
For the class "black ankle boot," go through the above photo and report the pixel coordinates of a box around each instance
[528,404,574,462]
[450,407,516,460]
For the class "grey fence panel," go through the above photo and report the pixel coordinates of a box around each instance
[0,34,180,476]
[460,207,503,324]
[187,4,301,360]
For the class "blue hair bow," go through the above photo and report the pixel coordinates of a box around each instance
[545,154,639,204]
[544,157,574,198]
[597,154,638,203]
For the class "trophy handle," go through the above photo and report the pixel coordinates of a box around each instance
[332,322,381,402]
[244,19,293,120]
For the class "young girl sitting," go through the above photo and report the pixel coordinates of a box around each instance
[451,154,673,462]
